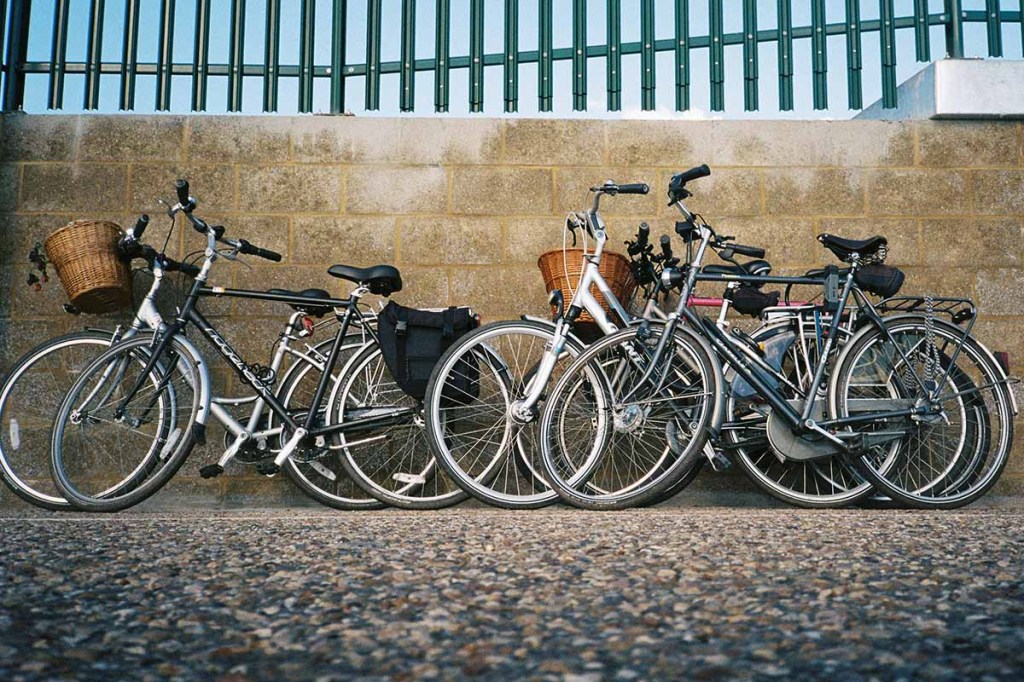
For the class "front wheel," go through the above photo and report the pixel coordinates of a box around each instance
[50,333,202,512]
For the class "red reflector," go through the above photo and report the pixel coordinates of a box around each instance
[302,317,315,336]
[994,351,1010,374]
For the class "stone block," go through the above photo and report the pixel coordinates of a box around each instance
[386,266,450,308]
[239,166,341,213]
[0,114,78,161]
[503,119,606,166]
[451,167,553,215]
[21,163,128,213]
[79,116,186,162]
[129,164,236,214]
[606,121,713,168]
[292,216,397,265]
[449,267,548,319]
[0,163,17,212]
[867,169,970,216]
[0,319,80,374]
[973,170,1024,215]
[554,167,660,216]
[188,117,292,164]
[294,117,503,165]
[675,168,761,217]
[347,166,447,214]
[819,218,920,266]
[764,169,864,216]
[399,217,501,265]
[917,121,1019,168]
[712,121,915,168]
[714,217,819,268]
[921,219,1022,268]
[504,217,575,264]
[898,267,976,299]
[976,269,1024,316]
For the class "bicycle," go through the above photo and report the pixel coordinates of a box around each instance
[46,180,424,512]
[538,168,1017,510]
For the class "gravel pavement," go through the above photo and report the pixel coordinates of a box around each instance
[1,509,1023,681]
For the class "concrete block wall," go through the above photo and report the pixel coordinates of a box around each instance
[1,114,1022,507]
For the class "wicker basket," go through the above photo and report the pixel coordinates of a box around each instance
[537,248,636,326]
[44,220,131,314]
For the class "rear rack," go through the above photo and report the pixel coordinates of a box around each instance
[876,296,976,326]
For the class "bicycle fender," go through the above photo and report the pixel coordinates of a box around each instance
[170,333,214,435]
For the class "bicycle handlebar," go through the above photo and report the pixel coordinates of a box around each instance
[236,239,283,263]
[730,243,766,259]
[659,235,673,261]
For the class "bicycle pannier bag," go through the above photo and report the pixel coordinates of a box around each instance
[377,301,480,403]
[854,264,905,298]
[732,285,780,317]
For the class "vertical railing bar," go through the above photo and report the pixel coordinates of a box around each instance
[810,0,826,110]
[742,0,757,111]
[366,0,382,110]
[84,0,105,110]
[400,0,416,111]
[1020,0,1024,54]
[607,0,621,111]
[1,0,30,112]
[845,0,862,110]
[435,0,450,112]
[298,0,315,112]
[0,0,6,100]
[985,0,1002,56]
[777,0,792,110]
[640,0,655,110]
[265,0,281,112]
[913,0,929,61]
[674,0,689,111]
[572,0,586,110]
[539,0,552,111]
[48,0,71,109]
[879,0,897,108]
[709,0,723,111]
[227,0,245,111]
[156,0,174,111]
[328,0,346,113]
[469,0,484,111]
[503,0,518,112]
[192,0,211,111]
[943,0,963,58]
[120,0,140,110]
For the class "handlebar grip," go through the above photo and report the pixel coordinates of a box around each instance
[164,258,201,278]
[660,235,673,260]
[238,239,283,263]
[132,214,149,240]
[676,164,711,185]
[175,179,190,205]
[636,222,649,249]
[732,243,766,258]
[617,183,650,195]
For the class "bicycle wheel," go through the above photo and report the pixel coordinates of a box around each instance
[51,333,202,512]
[276,338,385,510]
[829,316,1014,509]
[539,323,716,510]
[423,320,586,509]
[0,330,125,510]
[725,324,874,508]
[331,342,467,509]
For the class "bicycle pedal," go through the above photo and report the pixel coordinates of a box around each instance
[199,464,224,479]
[256,461,280,477]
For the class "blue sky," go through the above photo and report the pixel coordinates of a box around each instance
[17,0,1024,118]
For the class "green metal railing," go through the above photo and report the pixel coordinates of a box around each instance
[2,0,1023,114]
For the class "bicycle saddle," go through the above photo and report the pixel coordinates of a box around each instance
[328,264,403,296]
[818,234,887,262]
[702,259,772,278]
[267,288,334,318]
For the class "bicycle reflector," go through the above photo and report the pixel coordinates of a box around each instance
[301,316,315,336]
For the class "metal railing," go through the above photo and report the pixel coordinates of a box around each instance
[2,0,1022,114]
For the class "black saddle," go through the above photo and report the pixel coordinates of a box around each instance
[818,234,887,262]
[703,258,772,278]
[267,288,334,318]
[328,264,403,297]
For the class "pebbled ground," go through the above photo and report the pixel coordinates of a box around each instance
[1,509,1023,681]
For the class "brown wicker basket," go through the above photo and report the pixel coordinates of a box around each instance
[537,248,636,325]
[44,220,131,314]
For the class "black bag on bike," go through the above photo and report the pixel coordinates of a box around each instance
[732,285,780,317]
[855,264,905,298]
[377,301,480,403]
